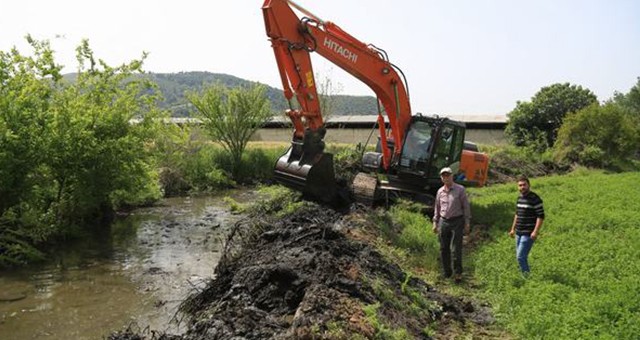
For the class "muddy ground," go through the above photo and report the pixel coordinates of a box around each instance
[109,200,495,340]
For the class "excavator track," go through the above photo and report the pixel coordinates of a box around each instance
[352,172,378,206]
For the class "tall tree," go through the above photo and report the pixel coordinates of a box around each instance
[187,84,272,179]
[505,83,597,150]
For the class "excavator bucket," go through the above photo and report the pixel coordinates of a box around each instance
[273,146,337,204]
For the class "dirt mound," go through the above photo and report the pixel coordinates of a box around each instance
[110,203,493,339]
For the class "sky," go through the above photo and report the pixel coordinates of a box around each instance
[2,0,639,116]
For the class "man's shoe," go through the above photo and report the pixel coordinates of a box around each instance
[453,274,463,283]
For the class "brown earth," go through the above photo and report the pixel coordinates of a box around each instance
[109,201,495,340]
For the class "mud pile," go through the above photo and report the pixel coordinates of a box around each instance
[110,202,492,339]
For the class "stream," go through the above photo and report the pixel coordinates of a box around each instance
[0,191,254,340]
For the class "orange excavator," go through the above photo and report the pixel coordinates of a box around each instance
[262,0,489,205]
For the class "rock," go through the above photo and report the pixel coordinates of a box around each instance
[0,291,27,302]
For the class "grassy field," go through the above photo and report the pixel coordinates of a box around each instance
[468,169,640,339]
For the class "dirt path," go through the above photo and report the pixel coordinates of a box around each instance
[110,202,494,339]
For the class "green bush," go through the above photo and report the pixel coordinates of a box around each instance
[236,147,285,184]
[553,103,640,167]
[483,144,562,184]
[183,144,235,192]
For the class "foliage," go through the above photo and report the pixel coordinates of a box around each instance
[153,123,197,195]
[0,37,163,267]
[216,145,285,185]
[553,103,640,167]
[187,84,272,179]
[470,170,640,339]
[154,134,286,195]
[611,77,640,115]
[505,83,597,150]
[483,144,566,184]
[331,143,367,183]
[244,185,304,217]
[362,303,411,339]
[385,201,440,270]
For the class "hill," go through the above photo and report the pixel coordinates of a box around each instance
[146,72,378,117]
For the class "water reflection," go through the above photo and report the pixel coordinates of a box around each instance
[0,193,249,339]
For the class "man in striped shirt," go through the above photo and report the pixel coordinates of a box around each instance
[509,175,545,274]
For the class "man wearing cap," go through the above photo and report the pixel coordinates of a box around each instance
[432,167,471,283]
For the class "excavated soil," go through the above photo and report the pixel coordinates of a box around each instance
[109,202,494,339]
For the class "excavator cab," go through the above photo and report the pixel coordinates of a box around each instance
[399,117,462,173]
[392,116,466,192]
[397,116,488,189]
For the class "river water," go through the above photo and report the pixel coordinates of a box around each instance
[0,191,253,339]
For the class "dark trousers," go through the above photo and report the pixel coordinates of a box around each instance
[438,217,464,276]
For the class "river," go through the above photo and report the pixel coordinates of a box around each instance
[0,191,253,339]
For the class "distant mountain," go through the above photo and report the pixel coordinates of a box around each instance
[145,72,378,117]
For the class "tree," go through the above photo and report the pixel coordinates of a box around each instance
[315,69,343,122]
[0,37,163,267]
[610,77,640,158]
[612,77,640,116]
[553,103,640,167]
[0,37,60,217]
[45,40,164,225]
[505,83,597,150]
[187,84,272,179]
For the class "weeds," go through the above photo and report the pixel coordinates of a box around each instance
[362,303,411,339]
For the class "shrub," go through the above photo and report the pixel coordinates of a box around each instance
[553,103,640,167]
[484,144,563,184]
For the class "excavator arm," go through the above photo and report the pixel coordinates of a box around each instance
[263,0,413,201]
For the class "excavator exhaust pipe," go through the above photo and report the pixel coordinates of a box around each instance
[273,130,337,204]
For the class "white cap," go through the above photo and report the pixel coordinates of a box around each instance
[440,167,453,175]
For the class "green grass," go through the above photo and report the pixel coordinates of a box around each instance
[469,169,640,339]
[386,201,441,271]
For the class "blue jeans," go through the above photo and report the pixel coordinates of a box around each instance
[515,234,535,273]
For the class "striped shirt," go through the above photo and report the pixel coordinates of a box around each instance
[515,191,545,235]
